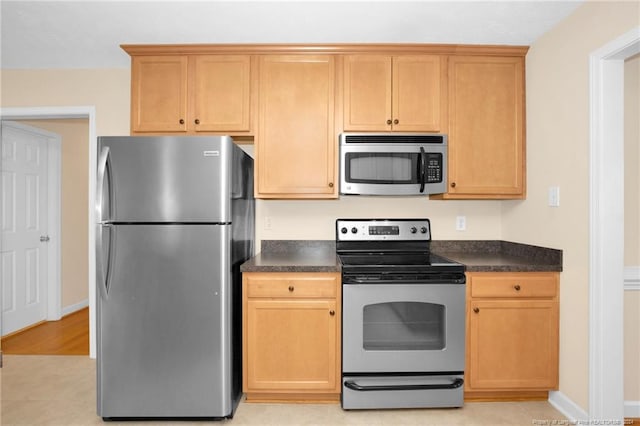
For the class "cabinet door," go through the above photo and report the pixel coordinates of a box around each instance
[131,56,188,133]
[256,55,336,198]
[467,300,559,390]
[392,55,445,132]
[447,56,525,198]
[343,55,392,131]
[190,55,252,132]
[245,299,339,392]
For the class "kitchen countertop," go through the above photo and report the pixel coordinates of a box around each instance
[431,240,563,273]
[240,240,562,273]
[240,240,340,273]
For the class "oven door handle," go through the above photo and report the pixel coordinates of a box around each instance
[344,378,464,392]
[418,146,426,193]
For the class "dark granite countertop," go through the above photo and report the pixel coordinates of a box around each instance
[240,240,562,273]
[431,240,563,273]
[240,240,340,273]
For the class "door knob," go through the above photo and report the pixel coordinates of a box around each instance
[40,235,50,242]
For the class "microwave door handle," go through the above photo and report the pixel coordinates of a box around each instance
[419,147,426,193]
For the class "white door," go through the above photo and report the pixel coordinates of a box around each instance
[1,121,50,335]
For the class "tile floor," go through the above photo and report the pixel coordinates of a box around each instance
[1,355,567,425]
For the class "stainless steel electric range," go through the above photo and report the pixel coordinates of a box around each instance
[336,218,466,410]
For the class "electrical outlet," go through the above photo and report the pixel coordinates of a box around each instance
[264,216,272,230]
[456,216,466,231]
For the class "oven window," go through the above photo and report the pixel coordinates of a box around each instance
[362,302,445,351]
[345,153,419,184]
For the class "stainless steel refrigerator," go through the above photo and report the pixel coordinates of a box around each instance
[96,136,254,419]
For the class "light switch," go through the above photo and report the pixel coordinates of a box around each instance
[548,186,560,207]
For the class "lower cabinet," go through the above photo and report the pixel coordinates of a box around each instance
[465,272,559,399]
[242,272,341,402]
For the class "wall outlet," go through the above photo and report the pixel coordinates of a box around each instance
[456,216,466,231]
[548,186,560,207]
[264,216,272,230]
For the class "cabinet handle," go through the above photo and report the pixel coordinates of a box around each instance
[328,182,334,188]
[194,119,200,125]
[288,285,294,292]
[514,284,521,291]
[473,307,479,313]
[179,119,185,125]
[329,310,335,316]
[451,182,457,188]
[386,119,392,125]
[393,119,399,125]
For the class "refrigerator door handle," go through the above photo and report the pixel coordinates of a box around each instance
[96,223,114,298]
[96,146,112,222]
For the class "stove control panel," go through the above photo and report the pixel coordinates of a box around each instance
[336,219,431,241]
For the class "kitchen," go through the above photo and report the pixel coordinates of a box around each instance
[1,1,639,425]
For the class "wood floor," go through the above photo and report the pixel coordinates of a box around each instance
[1,307,89,355]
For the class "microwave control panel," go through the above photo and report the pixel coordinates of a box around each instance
[425,153,443,183]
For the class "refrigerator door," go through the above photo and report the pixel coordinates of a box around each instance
[97,136,233,223]
[97,224,235,418]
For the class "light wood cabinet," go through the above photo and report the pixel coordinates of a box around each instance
[343,55,446,132]
[256,55,337,198]
[441,56,525,199]
[123,44,528,199]
[130,55,253,135]
[465,272,559,398]
[242,272,341,402]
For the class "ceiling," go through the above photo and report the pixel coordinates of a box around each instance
[1,1,584,69]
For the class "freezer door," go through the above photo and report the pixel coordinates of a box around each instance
[97,136,232,223]
[97,224,237,418]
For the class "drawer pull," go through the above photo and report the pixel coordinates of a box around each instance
[329,310,335,316]
[473,307,479,313]
[288,285,294,292]
[514,284,521,291]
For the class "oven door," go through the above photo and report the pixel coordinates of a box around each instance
[339,143,447,196]
[342,283,465,374]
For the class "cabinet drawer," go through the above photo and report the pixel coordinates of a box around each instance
[245,273,338,298]
[469,273,558,298]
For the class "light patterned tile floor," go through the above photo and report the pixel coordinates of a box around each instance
[1,355,567,425]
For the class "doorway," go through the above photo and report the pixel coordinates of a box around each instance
[0,106,97,358]
[589,27,640,421]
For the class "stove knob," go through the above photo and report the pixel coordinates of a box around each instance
[341,227,348,234]
[420,226,428,234]
[410,226,417,234]
[351,227,358,234]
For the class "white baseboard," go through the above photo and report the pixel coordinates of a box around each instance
[548,391,589,423]
[548,391,640,420]
[625,400,640,418]
[61,299,89,317]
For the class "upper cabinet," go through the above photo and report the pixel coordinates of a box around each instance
[129,54,254,135]
[256,55,337,198]
[123,44,528,200]
[440,55,526,199]
[343,55,446,132]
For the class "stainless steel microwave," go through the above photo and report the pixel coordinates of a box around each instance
[339,133,447,196]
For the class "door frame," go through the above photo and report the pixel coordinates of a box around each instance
[588,26,640,421]
[1,120,62,328]
[0,106,97,358]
